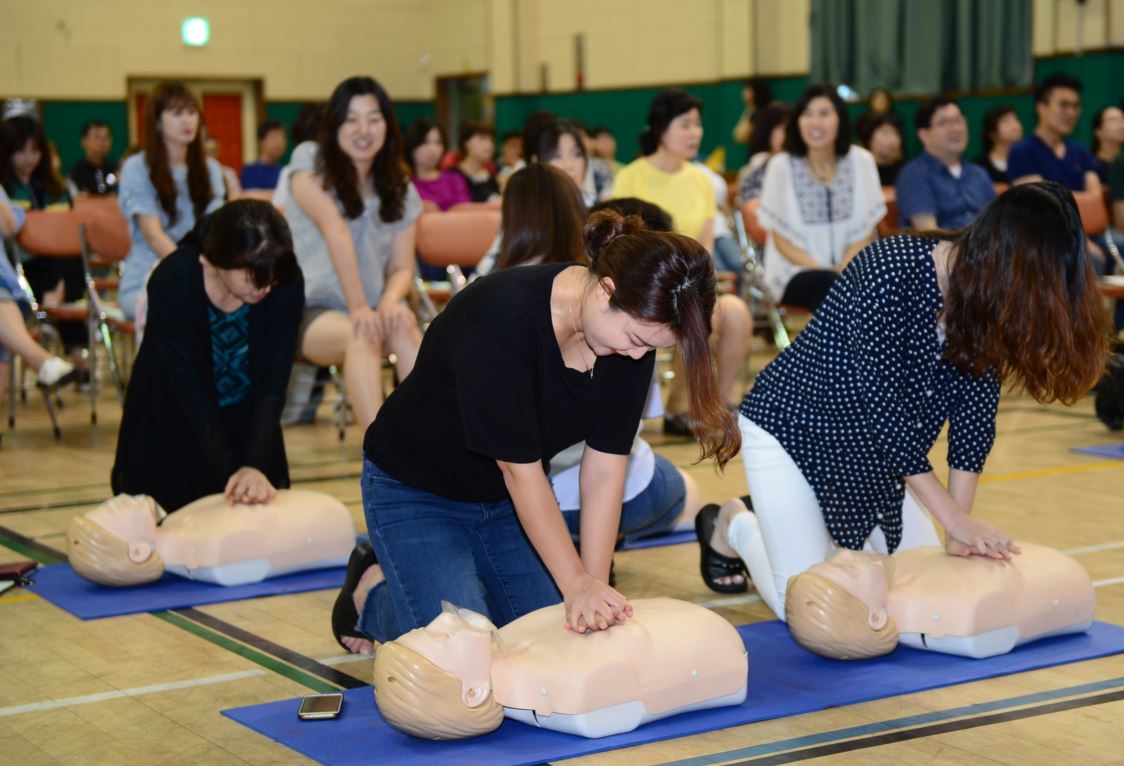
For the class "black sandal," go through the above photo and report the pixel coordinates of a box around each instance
[695,503,749,594]
[331,542,377,651]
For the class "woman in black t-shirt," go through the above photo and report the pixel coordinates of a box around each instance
[332,210,740,653]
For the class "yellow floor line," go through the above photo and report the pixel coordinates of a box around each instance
[0,592,39,604]
[980,460,1124,484]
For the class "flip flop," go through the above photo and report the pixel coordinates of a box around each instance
[331,542,377,651]
[694,502,749,594]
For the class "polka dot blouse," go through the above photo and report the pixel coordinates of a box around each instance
[741,235,1000,552]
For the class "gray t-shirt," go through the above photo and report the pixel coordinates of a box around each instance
[117,153,225,315]
[284,141,422,311]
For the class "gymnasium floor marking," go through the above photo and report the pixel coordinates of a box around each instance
[657,677,1124,766]
[979,460,1124,484]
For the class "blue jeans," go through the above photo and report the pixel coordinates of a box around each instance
[560,453,686,546]
[358,459,561,643]
[712,235,744,295]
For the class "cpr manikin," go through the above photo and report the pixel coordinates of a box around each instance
[67,490,356,587]
[785,543,1095,660]
[373,598,748,740]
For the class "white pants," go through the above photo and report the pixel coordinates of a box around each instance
[732,416,940,620]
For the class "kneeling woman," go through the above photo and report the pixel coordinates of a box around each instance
[335,210,740,653]
[699,182,1107,617]
[112,200,303,512]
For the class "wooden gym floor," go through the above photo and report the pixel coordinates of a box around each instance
[1,350,1123,765]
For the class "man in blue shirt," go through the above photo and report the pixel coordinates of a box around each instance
[239,120,287,191]
[1008,73,1101,192]
[896,97,995,230]
[1008,72,1106,270]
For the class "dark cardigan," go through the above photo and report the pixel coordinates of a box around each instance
[111,242,304,511]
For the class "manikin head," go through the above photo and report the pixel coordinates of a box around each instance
[67,495,167,586]
[373,605,504,740]
[785,550,899,660]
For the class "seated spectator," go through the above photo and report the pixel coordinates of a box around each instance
[273,104,325,210]
[1009,73,1099,192]
[736,102,791,204]
[495,163,587,270]
[495,129,523,191]
[613,89,753,433]
[118,81,225,320]
[0,184,75,397]
[590,125,622,176]
[453,121,500,203]
[204,131,242,200]
[693,160,744,293]
[112,200,303,514]
[68,120,119,196]
[853,87,896,149]
[1,114,89,378]
[975,105,1023,183]
[732,76,775,153]
[896,96,996,230]
[1092,105,1123,184]
[283,76,422,430]
[1112,150,1124,232]
[404,118,470,212]
[533,120,600,207]
[857,112,905,187]
[1009,72,1106,270]
[758,84,885,312]
[241,120,287,191]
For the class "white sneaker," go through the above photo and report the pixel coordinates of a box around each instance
[37,357,76,387]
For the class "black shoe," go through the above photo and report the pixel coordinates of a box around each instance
[694,503,749,594]
[663,413,694,437]
[331,543,377,651]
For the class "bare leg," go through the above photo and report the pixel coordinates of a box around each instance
[0,302,51,371]
[665,351,689,415]
[301,310,385,431]
[671,469,702,530]
[341,564,384,655]
[714,294,753,407]
[383,313,421,382]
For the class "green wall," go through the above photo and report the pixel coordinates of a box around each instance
[32,50,1121,176]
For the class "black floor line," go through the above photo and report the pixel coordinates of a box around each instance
[725,688,1124,765]
[0,523,66,563]
[174,607,368,690]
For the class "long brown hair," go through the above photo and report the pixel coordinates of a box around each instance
[0,115,64,201]
[317,76,409,222]
[497,164,588,270]
[144,81,212,226]
[943,182,1108,404]
[584,210,740,468]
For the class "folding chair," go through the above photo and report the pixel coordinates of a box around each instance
[415,208,502,315]
[80,209,133,403]
[733,199,794,350]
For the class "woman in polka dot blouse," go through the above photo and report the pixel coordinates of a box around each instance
[698,182,1108,618]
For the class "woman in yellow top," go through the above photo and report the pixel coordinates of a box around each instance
[613,89,752,436]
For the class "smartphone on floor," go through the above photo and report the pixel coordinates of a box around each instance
[298,693,344,720]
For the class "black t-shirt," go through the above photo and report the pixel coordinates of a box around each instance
[365,263,655,502]
[69,157,120,195]
[453,166,500,203]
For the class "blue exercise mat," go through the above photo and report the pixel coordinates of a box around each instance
[1071,443,1124,460]
[28,563,346,619]
[222,620,1124,766]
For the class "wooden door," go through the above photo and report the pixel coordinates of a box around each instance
[132,91,243,173]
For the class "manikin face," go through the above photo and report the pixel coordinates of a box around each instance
[546,132,586,188]
[660,108,703,161]
[868,123,902,164]
[919,104,967,162]
[398,608,496,707]
[798,97,839,153]
[1038,87,1081,137]
[806,550,892,630]
[86,495,164,564]
[580,279,676,360]
[11,138,41,182]
[337,94,386,165]
[159,103,201,149]
[82,126,112,163]
[1096,107,1124,148]
[413,127,445,174]
[464,132,494,164]
[994,112,1023,146]
[259,128,287,164]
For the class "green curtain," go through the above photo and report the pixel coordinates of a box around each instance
[810,0,1031,96]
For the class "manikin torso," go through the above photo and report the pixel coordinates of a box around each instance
[80,490,356,586]
[808,543,1094,658]
[398,598,748,738]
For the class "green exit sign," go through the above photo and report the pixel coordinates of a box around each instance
[182,17,211,47]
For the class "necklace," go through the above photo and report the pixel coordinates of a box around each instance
[567,302,594,379]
